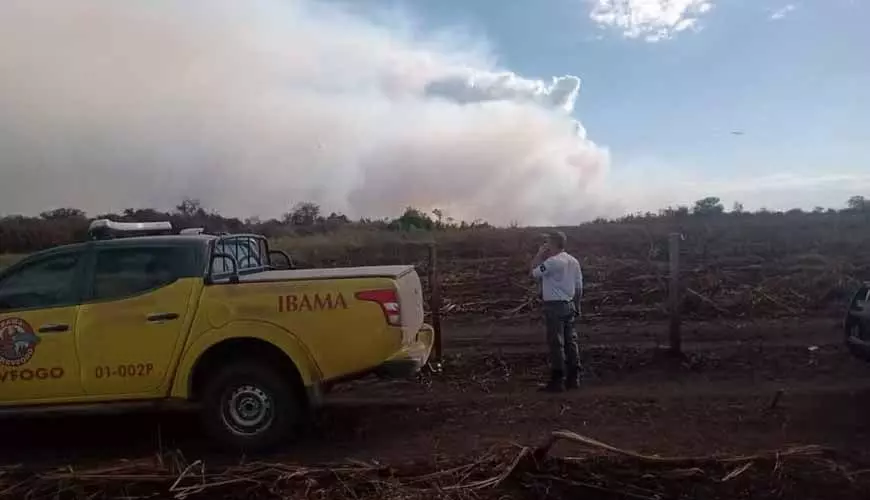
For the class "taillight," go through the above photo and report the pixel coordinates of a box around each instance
[355,289,401,326]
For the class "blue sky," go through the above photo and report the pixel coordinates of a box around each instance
[328,0,870,212]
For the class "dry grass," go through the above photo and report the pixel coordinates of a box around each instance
[2,430,866,500]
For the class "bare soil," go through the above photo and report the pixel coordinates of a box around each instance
[3,317,870,498]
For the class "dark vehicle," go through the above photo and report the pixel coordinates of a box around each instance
[845,283,870,361]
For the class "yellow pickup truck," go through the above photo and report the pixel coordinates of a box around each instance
[0,220,434,449]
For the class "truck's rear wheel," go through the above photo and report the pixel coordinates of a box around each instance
[200,361,302,451]
[849,321,863,340]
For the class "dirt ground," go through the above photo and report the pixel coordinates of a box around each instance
[3,315,869,470]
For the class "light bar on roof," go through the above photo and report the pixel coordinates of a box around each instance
[88,219,174,240]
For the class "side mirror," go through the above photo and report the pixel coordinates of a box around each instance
[268,250,294,270]
[207,252,240,284]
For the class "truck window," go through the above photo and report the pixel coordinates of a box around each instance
[212,237,265,274]
[0,253,81,311]
[91,247,187,302]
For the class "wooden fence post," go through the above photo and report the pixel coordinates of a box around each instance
[428,243,443,363]
[668,232,682,355]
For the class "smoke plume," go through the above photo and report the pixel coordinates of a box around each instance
[0,0,610,225]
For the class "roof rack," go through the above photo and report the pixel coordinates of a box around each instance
[88,219,174,240]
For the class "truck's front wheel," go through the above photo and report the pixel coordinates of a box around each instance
[200,361,301,451]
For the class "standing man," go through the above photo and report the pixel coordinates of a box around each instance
[531,231,583,392]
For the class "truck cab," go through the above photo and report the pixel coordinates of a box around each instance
[0,220,434,449]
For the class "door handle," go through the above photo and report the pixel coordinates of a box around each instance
[146,312,179,322]
[38,323,69,333]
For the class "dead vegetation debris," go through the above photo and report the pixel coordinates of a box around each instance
[421,255,867,321]
[3,431,867,500]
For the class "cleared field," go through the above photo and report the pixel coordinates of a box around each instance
[3,211,869,321]
[2,213,869,498]
[273,213,870,322]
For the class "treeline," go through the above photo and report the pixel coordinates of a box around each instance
[0,199,490,254]
[1,195,868,255]
[597,195,870,224]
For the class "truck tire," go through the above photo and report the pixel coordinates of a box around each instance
[200,360,302,451]
[846,318,861,340]
[845,318,870,362]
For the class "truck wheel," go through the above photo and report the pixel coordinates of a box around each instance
[200,361,302,451]
[848,321,861,340]
[846,317,868,342]
[845,318,870,362]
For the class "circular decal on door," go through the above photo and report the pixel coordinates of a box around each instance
[0,318,40,367]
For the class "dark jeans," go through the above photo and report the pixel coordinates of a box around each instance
[543,301,580,377]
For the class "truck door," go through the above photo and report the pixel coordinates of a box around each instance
[0,250,86,403]
[76,245,199,398]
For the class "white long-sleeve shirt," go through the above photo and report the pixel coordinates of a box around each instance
[531,251,583,302]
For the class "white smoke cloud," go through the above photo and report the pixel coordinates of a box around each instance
[590,0,714,42]
[0,0,610,226]
[770,4,797,21]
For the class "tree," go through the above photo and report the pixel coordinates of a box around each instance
[175,198,204,218]
[284,202,321,226]
[432,208,444,228]
[658,207,676,217]
[39,208,86,220]
[390,207,434,231]
[326,212,350,224]
[122,208,173,222]
[692,197,724,215]
[847,195,867,211]
[731,201,744,214]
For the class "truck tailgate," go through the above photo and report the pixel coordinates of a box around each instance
[395,270,425,343]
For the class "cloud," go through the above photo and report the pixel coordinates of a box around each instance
[0,0,610,226]
[589,0,714,42]
[770,4,797,21]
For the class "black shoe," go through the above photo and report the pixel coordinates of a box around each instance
[565,369,581,390]
[539,380,565,393]
[539,370,565,393]
[565,377,580,390]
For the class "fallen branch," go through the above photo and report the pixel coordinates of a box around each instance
[535,430,827,465]
[686,287,731,315]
